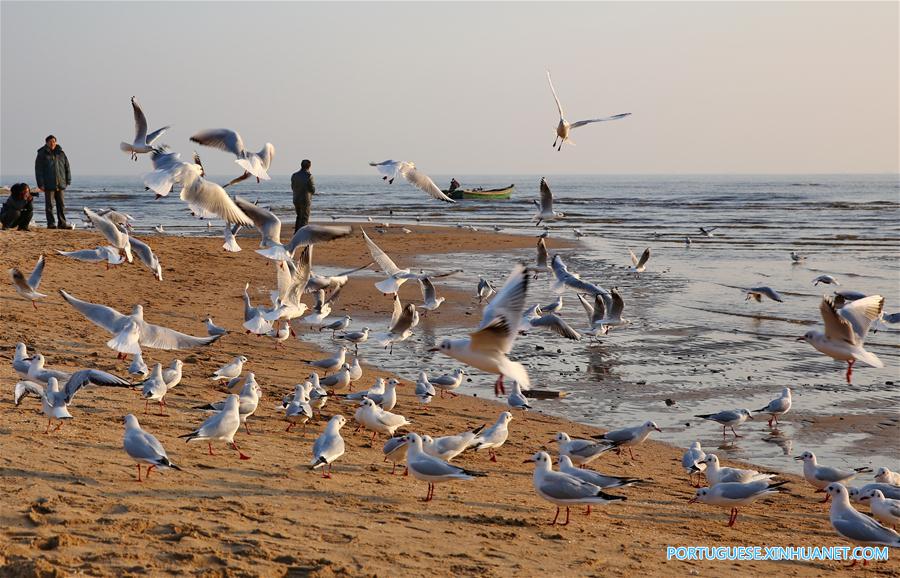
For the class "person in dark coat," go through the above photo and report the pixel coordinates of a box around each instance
[34,135,71,229]
[291,159,316,231]
[1,183,35,231]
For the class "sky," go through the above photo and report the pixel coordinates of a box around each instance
[1,1,897,177]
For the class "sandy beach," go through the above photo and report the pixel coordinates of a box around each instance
[1,226,898,577]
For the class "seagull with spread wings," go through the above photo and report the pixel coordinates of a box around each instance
[369,160,454,203]
[119,97,169,161]
[190,128,274,183]
[59,290,222,359]
[9,255,46,308]
[546,70,631,151]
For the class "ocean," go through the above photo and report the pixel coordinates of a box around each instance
[5,172,899,473]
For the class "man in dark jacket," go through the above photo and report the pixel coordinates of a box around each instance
[1,183,35,231]
[34,135,71,229]
[291,159,316,231]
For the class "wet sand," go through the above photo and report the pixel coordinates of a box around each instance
[1,226,898,577]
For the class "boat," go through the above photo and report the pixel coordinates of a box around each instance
[444,184,514,200]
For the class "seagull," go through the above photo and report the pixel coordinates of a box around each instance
[682,441,707,487]
[368,161,454,203]
[421,425,484,461]
[520,305,582,340]
[310,414,347,477]
[694,409,753,438]
[627,248,651,273]
[552,432,612,467]
[690,480,789,527]
[790,251,806,263]
[382,436,409,475]
[546,70,631,151]
[128,236,163,281]
[319,363,352,390]
[283,383,313,432]
[825,483,900,555]
[142,147,192,198]
[429,368,466,398]
[700,454,774,486]
[190,128,274,182]
[550,254,609,298]
[577,288,628,336]
[223,224,242,252]
[242,283,273,335]
[756,387,792,427]
[590,421,661,460]
[243,205,351,261]
[15,370,130,433]
[746,286,784,303]
[685,236,693,248]
[573,228,586,238]
[476,278,495,304]
[875,467,900,487]
[535,237,549,275]
[153,224,165,233]
[83,208,133,263]
[141,363,170,416]
[813,274,840,286]
[176,162,254,225]
[373,303,417,354]
[60,290,221,358]
[859,490,900,530]
[212,356,247,381]
[343,377,385,402]
[128,351,150,378]
[320,315,352,337]
[12,343,33,378]
[232,195,282,250]
[205,316,228,336]
[470,411,513,462]
[9,254,46,308]
[698,227,717,238]
[96,208,135,229]
[799,295,884,383]
[403,432,485,502]
[557,456,642,490]
[197,374,262,434]
[415,371,436,406]
[362,229,416,294]
[851,485,900,503]
[336,327,370,355]
[507,380,532,412]
[179,394,249,459]
[526,451,626,525]
[431,264,530,395]
[366,378,400,411]
[56,246,123,267]
[21,353,72,384]
[795,451,872,503]
[418,276,445,313]
[122,414,181,482]
[533,178,564,226]
[303,347,347,376]
[119,96,169,160]
[355,397,411,442]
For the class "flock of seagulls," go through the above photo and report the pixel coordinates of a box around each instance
[4,78,899,562]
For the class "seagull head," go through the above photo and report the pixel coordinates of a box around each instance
[644,421,662,433]
[794,451,815,463]
[123,414,140,429]
[797,331,814,342]
[523,451,551,467]
[702,454,719,467]
[688,488,709,504]
[552,432,571,444]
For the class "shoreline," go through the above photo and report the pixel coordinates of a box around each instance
[1,226,898,576]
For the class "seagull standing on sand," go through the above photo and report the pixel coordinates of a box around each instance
[526,451,626,525]
[432,264,530,395]
[141,363,170,416]
[507,381,532,412]
[533,178,563,225]
[690,480,789,527]
[212,356,247,381]
[429,368,466,398]
[119,97,169,160]
[471,411,513,462]
[546,70,631,151]
[190,128,274,182]
[756,387,792,427]
[311,415,347,477]
[355,397,411,442]
[683,441,707,487]
[421,426,484,461]
[875,467,900,487]
[552,432,612,467]
[403,432,486,502]
[825,483,900,557]
[9,255,46,308]
[205,317,228,336]
[591,421,661,460]
[799,295,884,383]
[179,394,249,459]
[303,347,347,376]
[795,451,872,503]
[122,414,181,482]
[700,454,774,486]
[128,351,150,378]
[859,490,900,530]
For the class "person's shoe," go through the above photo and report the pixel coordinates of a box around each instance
[17,226,30,231]
[46,224,57,229]
[58,221,69,229]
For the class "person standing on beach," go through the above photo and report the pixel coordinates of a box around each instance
[34,135,71,229]
[291,159,315,231]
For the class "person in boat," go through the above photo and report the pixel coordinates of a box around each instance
[448,178,460,193]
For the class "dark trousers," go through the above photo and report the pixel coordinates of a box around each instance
[1,204,33,230]
[294,197,311,231]
[45,188,67,227]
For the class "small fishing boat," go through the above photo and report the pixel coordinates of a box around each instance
[445,184,515,200]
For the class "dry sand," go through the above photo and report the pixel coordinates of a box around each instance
[0,226,897,577]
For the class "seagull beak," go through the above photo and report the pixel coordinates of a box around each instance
[654,427,662,432]
[427,348,439,352]
[795,336,805,341]
[523,458,535,463]
[793,456,803,461]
